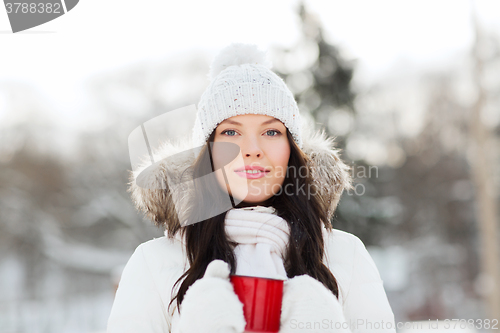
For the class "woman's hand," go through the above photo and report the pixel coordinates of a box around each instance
[279,275,351,333]
[173,260,246,333]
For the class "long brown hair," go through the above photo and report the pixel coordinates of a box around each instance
[168,128,339,314]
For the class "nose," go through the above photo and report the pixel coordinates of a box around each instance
[241,136,263,158]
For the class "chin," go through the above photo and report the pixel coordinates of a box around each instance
[222,181,280,206]
[226,188,263,203]
[238,195,276,207]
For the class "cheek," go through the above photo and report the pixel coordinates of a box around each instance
[270,142,290,179]
[211,144,225,171]
[211,144,247,193]
[211,140,241,170]
[279,147,291,168]
[214,169,228,193]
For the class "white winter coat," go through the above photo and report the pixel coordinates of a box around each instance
[108,118,397,333]
[106,222,396,333]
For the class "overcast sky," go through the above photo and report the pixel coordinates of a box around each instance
[1,0,500,130]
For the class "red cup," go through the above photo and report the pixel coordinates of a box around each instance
[230,275,284,333]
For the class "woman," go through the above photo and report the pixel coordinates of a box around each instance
[107,43,396,333]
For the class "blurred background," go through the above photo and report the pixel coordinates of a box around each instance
[1,0,499,332]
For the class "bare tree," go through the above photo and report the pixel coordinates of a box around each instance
[469,2,500,319]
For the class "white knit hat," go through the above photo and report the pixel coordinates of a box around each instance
[192,43,303,149]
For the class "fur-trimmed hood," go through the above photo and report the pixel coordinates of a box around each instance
[127,117,353,233]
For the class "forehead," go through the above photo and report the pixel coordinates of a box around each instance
[219,114,284,126]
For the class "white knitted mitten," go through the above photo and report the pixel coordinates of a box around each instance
[279,275,351,333]
[173,260,246,333]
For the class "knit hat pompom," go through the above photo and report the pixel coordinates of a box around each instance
[208,43,273,80]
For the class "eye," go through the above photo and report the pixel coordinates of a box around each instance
[221,129,237,136]
[266,129,281,136]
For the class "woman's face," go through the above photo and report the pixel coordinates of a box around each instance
[212,114,291,204]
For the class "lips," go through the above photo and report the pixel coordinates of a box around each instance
[234,166,270,179]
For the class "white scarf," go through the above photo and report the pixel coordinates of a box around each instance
[225,206,290,280]
[174,206,291,280]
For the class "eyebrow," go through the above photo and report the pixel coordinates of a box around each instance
[219,118,281,126]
